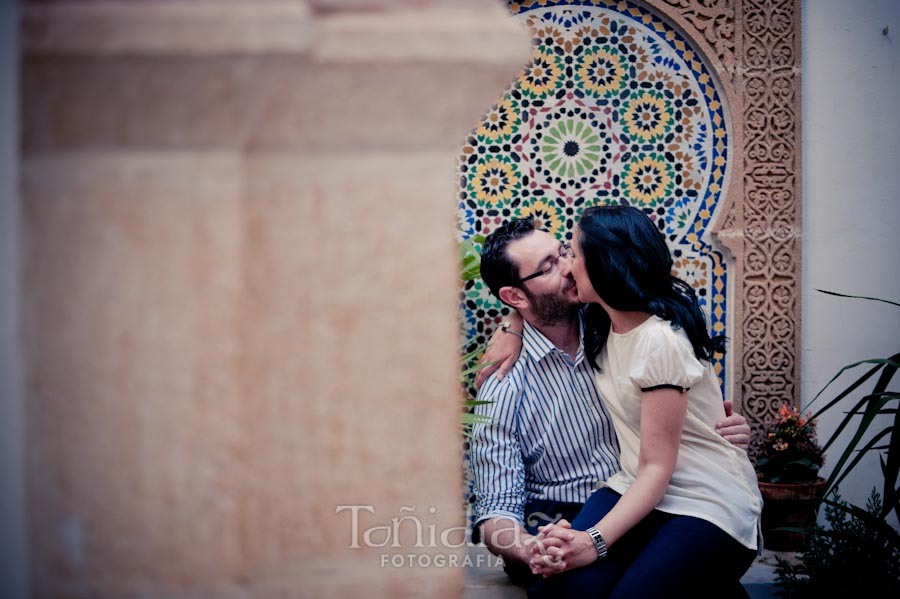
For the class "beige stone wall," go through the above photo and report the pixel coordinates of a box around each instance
[19,1,527,596]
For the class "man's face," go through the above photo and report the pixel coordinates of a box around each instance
[505,230,581,326]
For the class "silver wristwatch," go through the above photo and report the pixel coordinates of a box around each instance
[585,526,608,559]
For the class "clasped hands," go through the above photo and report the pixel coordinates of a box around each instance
[527,519,600,577]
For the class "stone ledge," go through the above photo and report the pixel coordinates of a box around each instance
[21,0,529,63]
[312,6,528,64]
[463,545,785,599]
[22,1,314,56]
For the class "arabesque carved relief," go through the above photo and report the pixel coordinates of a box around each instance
[651,0,802,449]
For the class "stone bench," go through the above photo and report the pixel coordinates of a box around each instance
[463,545,790,599]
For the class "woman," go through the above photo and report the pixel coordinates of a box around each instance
[510,206,761,598]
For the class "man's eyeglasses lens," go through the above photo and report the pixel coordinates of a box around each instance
[516,243,574,285]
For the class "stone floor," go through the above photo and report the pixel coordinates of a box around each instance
[463,545,794,598]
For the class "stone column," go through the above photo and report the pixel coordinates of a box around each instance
[19,1,526,596]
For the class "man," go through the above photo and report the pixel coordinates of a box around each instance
[469,218,750,585]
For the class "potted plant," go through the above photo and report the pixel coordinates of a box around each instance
[756,403,826,550]
[772,290,900,593]
[775,489,900,597]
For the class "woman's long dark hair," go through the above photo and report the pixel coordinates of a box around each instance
[579,205,726,367]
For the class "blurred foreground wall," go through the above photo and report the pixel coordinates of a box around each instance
[2,1,28,598]
[18,0,527,596]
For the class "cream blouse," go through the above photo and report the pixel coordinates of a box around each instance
[593,315,762,550]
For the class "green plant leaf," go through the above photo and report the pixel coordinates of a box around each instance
[817,387,881,453]
[461,413,495,425]
[878,454,900,521]
[459,236,484,282]
[822,393,898,499]
[777,489,900,595]
[807,290,900,529]
[460,343,489,364]
[462,400,494,407]
[823,425,892,498]
[819,393,899,461]
[459,235,492,435]
[821,497,900,550]
[885,425,900,522]
[865,359,900,521]
[809,358,899,471]
[870,366,900,522]
[461,359,498,377]
[808,358,895,414]
[816,289,900,308]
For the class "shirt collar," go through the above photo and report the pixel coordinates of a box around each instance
[521,311,586,365]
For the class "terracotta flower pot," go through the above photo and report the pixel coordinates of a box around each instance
[758,477,826,551]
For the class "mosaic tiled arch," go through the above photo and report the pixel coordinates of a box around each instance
[459,0,731,388]
[458,0,802,451]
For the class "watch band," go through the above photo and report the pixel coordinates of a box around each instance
[586,526,608,559]
[500,322,524,338]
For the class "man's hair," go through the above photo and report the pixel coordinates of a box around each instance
[479,218,536,301]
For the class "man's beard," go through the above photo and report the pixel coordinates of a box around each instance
[523,288,581,327]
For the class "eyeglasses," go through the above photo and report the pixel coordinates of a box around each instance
[516,243,575,285]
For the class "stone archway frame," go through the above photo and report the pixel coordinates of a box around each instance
[643,0,802,448]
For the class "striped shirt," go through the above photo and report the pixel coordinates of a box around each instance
[470,314,621,530]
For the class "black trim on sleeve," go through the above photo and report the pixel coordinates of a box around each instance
[641,384,689,393]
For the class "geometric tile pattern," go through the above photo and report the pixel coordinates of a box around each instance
[458,0,731,391]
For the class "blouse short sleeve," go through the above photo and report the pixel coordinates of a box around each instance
[629,323,706,392]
